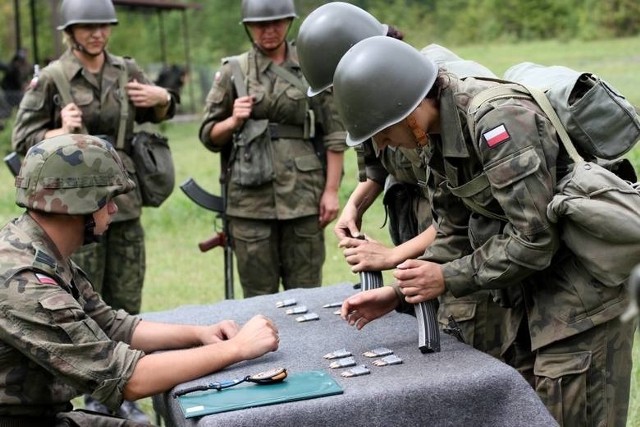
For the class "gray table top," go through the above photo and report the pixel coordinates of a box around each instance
[142,283,556,427]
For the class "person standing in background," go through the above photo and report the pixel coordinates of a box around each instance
[198,0,347,298]
[11,0,177,421]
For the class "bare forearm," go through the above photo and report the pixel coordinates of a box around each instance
[124,341,242,400]
[129,320,204,353]
[390,225,437,266]
[347,179,383,214]
[324,150,344,193]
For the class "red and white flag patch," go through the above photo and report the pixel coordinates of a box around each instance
[483,124,510,148]
[35,273,58,286]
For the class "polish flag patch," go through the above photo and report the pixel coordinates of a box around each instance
[35,273,58,286]
[483,124,510,148]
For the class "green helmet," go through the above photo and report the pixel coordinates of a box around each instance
[333,36,438,146]
[57,0,118,31]
[15,134,135,214]
[241,0,297,23]
[298,2,387,97]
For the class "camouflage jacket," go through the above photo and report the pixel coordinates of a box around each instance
[0,214,143,416]
[12,49,176,222]
[423,76,628,350]
[199,42,347,219]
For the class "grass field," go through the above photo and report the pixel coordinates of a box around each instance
[0,36,638,425]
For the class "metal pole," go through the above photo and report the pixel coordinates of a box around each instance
[182,9,196,114]
[29,0,39,65]
[14,0,22,50]
[157,9,167,65]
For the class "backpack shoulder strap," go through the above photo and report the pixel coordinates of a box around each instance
[46,61,73,106]
[46,61,88,134]
[224,53,249,98]
[115,59,129,151]
[467,83,583,163]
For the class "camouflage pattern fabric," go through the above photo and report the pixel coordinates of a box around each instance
[422,75,634,426]
[12,48,174,222]
[71,219,145,315]
[199,43,346,295]
[15,134,134,215]
[0,214,143,417]
[229,215,324,297]
[12,48,174,320]
[199,43,346,220]
[360,138,513,360]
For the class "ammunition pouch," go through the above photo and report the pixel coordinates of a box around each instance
[130,131,175,207]
[230,119,274,187]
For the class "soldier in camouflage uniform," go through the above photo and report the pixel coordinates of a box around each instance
[297,3,511,361]
[335,36,635,427]
[11,0,177,418]
[0,134,279,427]
[198,0,347,298]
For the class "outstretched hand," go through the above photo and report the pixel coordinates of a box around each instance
[340,286,398,330]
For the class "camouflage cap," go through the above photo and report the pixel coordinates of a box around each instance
[15,134,135,214]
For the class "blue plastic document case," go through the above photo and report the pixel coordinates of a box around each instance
[176,370,344,418]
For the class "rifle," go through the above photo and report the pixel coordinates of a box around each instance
[3,151,21,177]
[180,174,234,300]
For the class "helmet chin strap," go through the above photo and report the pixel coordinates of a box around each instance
[406,113,429,147]
[68,32,104,58]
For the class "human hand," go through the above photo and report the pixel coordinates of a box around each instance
[125,80,170,108]
[340,286,398,330]
[333,202,361,240]
[201,320,241,344]
[231,95,253,130]
[231,315,279,360]
[318,189,339,228]
[393,259,445,304]
[340,237,396,272]
[60,103,83,133]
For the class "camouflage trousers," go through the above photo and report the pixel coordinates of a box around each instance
[0,410,151,427]
[504,315,636,427]
[71,219,146,315]
[438,290,517,360]
[229,215,324,298]
[55,409,153,427]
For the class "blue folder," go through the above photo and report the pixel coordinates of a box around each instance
[176,370,344,418]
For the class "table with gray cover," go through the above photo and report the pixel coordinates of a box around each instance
[143,283,557,427]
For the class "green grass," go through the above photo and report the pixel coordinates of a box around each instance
[0,37,639,425]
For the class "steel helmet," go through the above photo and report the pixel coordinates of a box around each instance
[57,0,118,31]
[297,2,387,96]
[241,0,297,23]
[333,36,438,146]
[15,134,135,214]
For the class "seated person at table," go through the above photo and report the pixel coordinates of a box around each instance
[0,134,279,426]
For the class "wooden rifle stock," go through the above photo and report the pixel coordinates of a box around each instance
[199,232,227,252]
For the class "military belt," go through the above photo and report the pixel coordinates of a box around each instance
[0,415,55,427]
[268,123,305,140]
